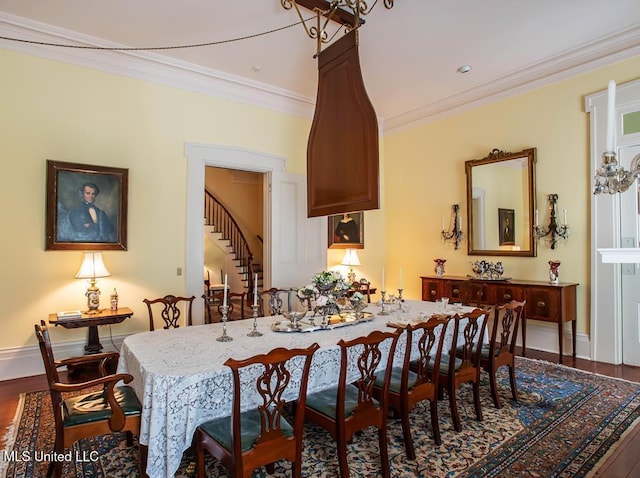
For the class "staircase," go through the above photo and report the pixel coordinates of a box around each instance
[204,190,261,297]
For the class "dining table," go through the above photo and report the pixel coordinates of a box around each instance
[117,299,480,477]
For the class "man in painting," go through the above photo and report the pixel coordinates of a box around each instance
[502,216,514,244]
[335,213,360,244]
[67,183,115,242]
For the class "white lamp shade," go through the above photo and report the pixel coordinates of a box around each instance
[341,249,361,267]
[75,252,111,279]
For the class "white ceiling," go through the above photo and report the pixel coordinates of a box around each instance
[1,1,640,132]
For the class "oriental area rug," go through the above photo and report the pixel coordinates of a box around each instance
[3,357,640,478]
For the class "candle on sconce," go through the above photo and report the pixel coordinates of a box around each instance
[441,216,445,231]
[563,209,567,225]
[606,79,616,152]
[381,267,385,291]
[223,274,228,308]
[399,268,403,289]
[253,273,258,306]
[535,209,539,226]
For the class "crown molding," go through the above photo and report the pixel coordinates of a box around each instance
[0,12,316,119]
[383,23,640,134]
[1,12,639,135]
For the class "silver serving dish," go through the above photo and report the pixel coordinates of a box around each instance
[271,312,374,333]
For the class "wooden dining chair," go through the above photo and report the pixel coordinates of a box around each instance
[351,278,373,303]
[203,290,247,323]
[257,287,294,316]
[143,294,195,331]
[480,300,525,408]
[374,316,449,458]
[437,308,489,432]
[35,320,141,478]
[194,342,320,478]
[304,329,402,478]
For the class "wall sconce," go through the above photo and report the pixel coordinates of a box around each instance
[441,204,464,250]
[341,249,361,284]
[533,194,569,250]
[75,252,111,313]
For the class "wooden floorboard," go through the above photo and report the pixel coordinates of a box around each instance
[1,350,640,476]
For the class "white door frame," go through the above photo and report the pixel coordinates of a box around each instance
[184,143,286,323]
[586,78,640,364]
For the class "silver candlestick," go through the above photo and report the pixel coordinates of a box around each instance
[397,288,404,308]
[247,304,263,337]
[216,305,233,342]
[379,290,390,316]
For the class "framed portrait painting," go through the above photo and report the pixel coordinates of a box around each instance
[498,208,515,246]
[45,160,128,251]
[328,211,364,249]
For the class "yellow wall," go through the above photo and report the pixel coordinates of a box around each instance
[384,55,640,336]
[0,49,315,348]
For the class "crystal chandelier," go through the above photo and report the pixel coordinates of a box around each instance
[593,152,640,194]
[593,80,640,194]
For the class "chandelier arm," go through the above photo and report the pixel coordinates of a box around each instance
[631,153,640,177]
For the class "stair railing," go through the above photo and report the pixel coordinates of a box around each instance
[204,190,254,301]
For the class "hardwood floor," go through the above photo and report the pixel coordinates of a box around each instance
[1,350,639,477]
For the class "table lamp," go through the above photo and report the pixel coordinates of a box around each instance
[75,252,111,314]
[341,249,361,284]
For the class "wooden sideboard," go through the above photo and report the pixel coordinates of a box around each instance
[420,276,578,363]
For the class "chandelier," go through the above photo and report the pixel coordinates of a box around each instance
[281,0,395,55]
[593,80,640,194]
[593,152,640,194]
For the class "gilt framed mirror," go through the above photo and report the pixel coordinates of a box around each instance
[465,148,537,257]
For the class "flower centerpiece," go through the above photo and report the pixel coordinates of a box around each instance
[296,270,350,325]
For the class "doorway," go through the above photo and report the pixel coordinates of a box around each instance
[184,143,327,322]
[204,167,265,295]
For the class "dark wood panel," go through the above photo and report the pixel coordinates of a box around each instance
[307,29,379,217]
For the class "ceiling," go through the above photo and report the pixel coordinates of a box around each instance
[1,1,640,132]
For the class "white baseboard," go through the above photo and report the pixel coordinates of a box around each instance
[0,324,592,382]
[0,335,127,382]
[518,322,591,361]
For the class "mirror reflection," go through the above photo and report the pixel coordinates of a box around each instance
[465,148,537,257]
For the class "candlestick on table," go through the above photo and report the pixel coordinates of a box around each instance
[222,274,228,308]
[253,273,258,307]
[247,304,263,337]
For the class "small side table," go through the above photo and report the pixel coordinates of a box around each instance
[49,307,133,354]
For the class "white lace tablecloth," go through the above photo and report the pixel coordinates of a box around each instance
[117,300,481,477]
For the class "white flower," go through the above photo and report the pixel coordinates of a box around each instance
[351,292,364,302]
[316,296,328,307]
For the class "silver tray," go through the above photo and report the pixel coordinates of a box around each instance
[466,275,512,281]
[271,312,374,333]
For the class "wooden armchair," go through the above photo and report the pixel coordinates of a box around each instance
[304,329,402,477]
[194,343,319,478]
[480,300,525,408]
[143,294,195,331]
[203,290,247,323]
[374,317,448,458]
[438,309,489,432]
[35,320,141,478]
